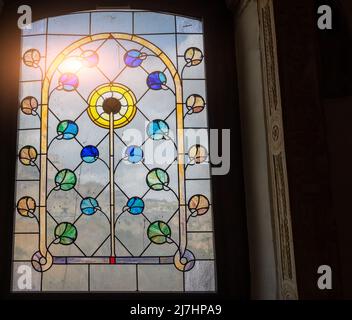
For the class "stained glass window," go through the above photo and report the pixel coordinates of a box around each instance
[12,10,215,292]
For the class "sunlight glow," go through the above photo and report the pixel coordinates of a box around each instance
[59,57,83,73]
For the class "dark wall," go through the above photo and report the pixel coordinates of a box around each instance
[319,0,352,299]
[274,0,352,299]
[324,97,352,299]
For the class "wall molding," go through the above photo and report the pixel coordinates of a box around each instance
[257,0,298,299]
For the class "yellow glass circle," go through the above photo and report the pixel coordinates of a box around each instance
[19,146,37,166]
[188,144,207,164]
[87,83,137,129]
[184,47,203,66]
[17,196,36,217]
[23,49,41,68]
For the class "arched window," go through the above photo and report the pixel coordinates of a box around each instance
[13,9,216,292]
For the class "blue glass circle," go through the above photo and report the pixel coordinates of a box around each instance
[81,145,99,163]
[127,197,144,215]
[80,197,99,215]
[57,120,78,140]
[124,50,144,67]
[147,120,169,140]
[147,71,167,90]
[125,146,143,163]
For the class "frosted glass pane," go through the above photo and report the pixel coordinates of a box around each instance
[134,12,175,34]
[185,261,216,291]
[176,16,203,33]
[48,13,90,34]
[91,12,132,34]
[22,18,47,36]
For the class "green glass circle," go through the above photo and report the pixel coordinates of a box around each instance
[147,221,171,244]
[146,168,169,191]
[54,222,77,245]
[55,169,77,191]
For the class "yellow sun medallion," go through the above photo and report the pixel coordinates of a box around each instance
[87,83,137,129]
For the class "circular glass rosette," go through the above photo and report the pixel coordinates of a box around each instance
[87,83,137,129]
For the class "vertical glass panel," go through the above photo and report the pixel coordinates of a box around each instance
[12,10,216,293]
